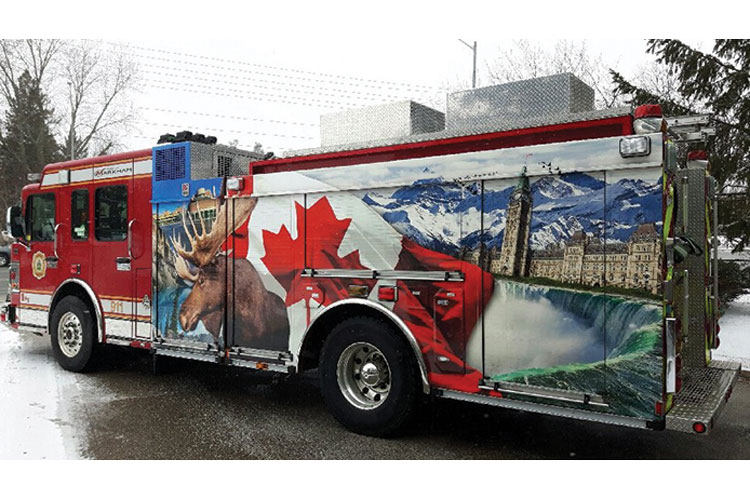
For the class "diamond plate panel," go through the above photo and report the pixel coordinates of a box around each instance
[188,142,262,180]
[446,73,594,131]
[189,142,215,180]
[289,106,631,158]
[665,360,740,433]
[295,73,613,156]
[674,167,709,367]
[320,100,445,147]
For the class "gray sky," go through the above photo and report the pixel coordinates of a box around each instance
[5,2,727,157]
[120,38,665,154]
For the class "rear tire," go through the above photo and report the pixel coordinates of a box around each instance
[320,315,420,437]
[0,253,8,267]
[50,296,96,372]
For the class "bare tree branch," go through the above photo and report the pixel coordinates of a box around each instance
[485,39,625,109]
[59,40,139,159]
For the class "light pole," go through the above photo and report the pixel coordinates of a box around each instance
[458,39,477,88]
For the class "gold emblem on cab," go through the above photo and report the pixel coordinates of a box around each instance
[31,251,47,280]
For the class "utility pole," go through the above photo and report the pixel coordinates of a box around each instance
[458,39,477,88]
[67,81,75,160]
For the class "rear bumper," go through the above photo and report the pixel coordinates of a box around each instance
[665,359,741,434]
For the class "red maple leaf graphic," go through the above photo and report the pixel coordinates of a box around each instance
[258,194,493,393]
[261,197,369,310]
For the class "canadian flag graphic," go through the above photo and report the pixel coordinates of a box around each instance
[233,191,493,393]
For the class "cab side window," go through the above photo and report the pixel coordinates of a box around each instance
[25,194,56,241]
[95,185,128,241]
[71,189,89,240]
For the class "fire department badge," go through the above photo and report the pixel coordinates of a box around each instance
[31,251,47,280]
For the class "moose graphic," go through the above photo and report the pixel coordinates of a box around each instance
[169,195,290,351]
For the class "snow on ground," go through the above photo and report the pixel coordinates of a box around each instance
[714,293,750,369]
[0,323,80,458]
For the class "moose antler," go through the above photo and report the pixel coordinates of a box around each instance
[170,233,199,282]
[171,196,258,268]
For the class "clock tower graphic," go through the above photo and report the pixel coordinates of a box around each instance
[496,166,533,277]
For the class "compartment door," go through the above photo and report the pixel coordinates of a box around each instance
[228,194,297,353]
[153,194,224,350]
[133,268,152,339]
[603,167,664,420]
[480,172,608,394]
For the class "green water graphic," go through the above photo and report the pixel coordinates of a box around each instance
[488,281,663,420]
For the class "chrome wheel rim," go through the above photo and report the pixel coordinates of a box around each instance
[336,342,391,410]
[58,312,83,358]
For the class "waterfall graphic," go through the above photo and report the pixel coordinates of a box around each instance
[470,279,663,420]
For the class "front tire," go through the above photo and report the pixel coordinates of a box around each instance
[320,316,420,437]
[50,296,95,372]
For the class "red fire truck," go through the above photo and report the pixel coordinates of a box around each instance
[2,95,740,436]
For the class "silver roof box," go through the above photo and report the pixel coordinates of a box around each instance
[320,100,445,147]
[447,73,595,131]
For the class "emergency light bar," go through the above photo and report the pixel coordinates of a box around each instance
[158,130,218,145]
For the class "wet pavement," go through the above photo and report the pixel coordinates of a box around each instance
[1,327,749,459]
[2,263,750,460]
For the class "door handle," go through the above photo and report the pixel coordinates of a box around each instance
[116,256,132,271]
[127,219,135,259]
[53,223,62,259]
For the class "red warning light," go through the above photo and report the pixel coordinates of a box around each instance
[378,286,397,302]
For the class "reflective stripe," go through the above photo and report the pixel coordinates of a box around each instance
[19,291,52,307]
[40,158,152,187]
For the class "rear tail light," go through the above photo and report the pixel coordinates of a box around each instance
[633,104,664,134]
[687,150,708,161]
[693,422,707,434]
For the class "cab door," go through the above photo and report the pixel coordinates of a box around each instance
[91,177,134,340]
[17,190,61,329]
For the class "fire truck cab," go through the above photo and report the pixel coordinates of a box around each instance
[5,149,154,367]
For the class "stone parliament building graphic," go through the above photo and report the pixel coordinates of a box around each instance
[466,172,662,295]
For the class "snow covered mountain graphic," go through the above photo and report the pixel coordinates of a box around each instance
[362,172,662,256]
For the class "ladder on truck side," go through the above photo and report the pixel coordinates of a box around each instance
[664,115,740,434]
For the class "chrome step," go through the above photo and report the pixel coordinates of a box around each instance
[479,380,608,408]
[665,359,741,434]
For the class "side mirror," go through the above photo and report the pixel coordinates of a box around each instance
[7,205,24,238]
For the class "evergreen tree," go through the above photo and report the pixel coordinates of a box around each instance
[0,70,62,213]
[610,40,750,252]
